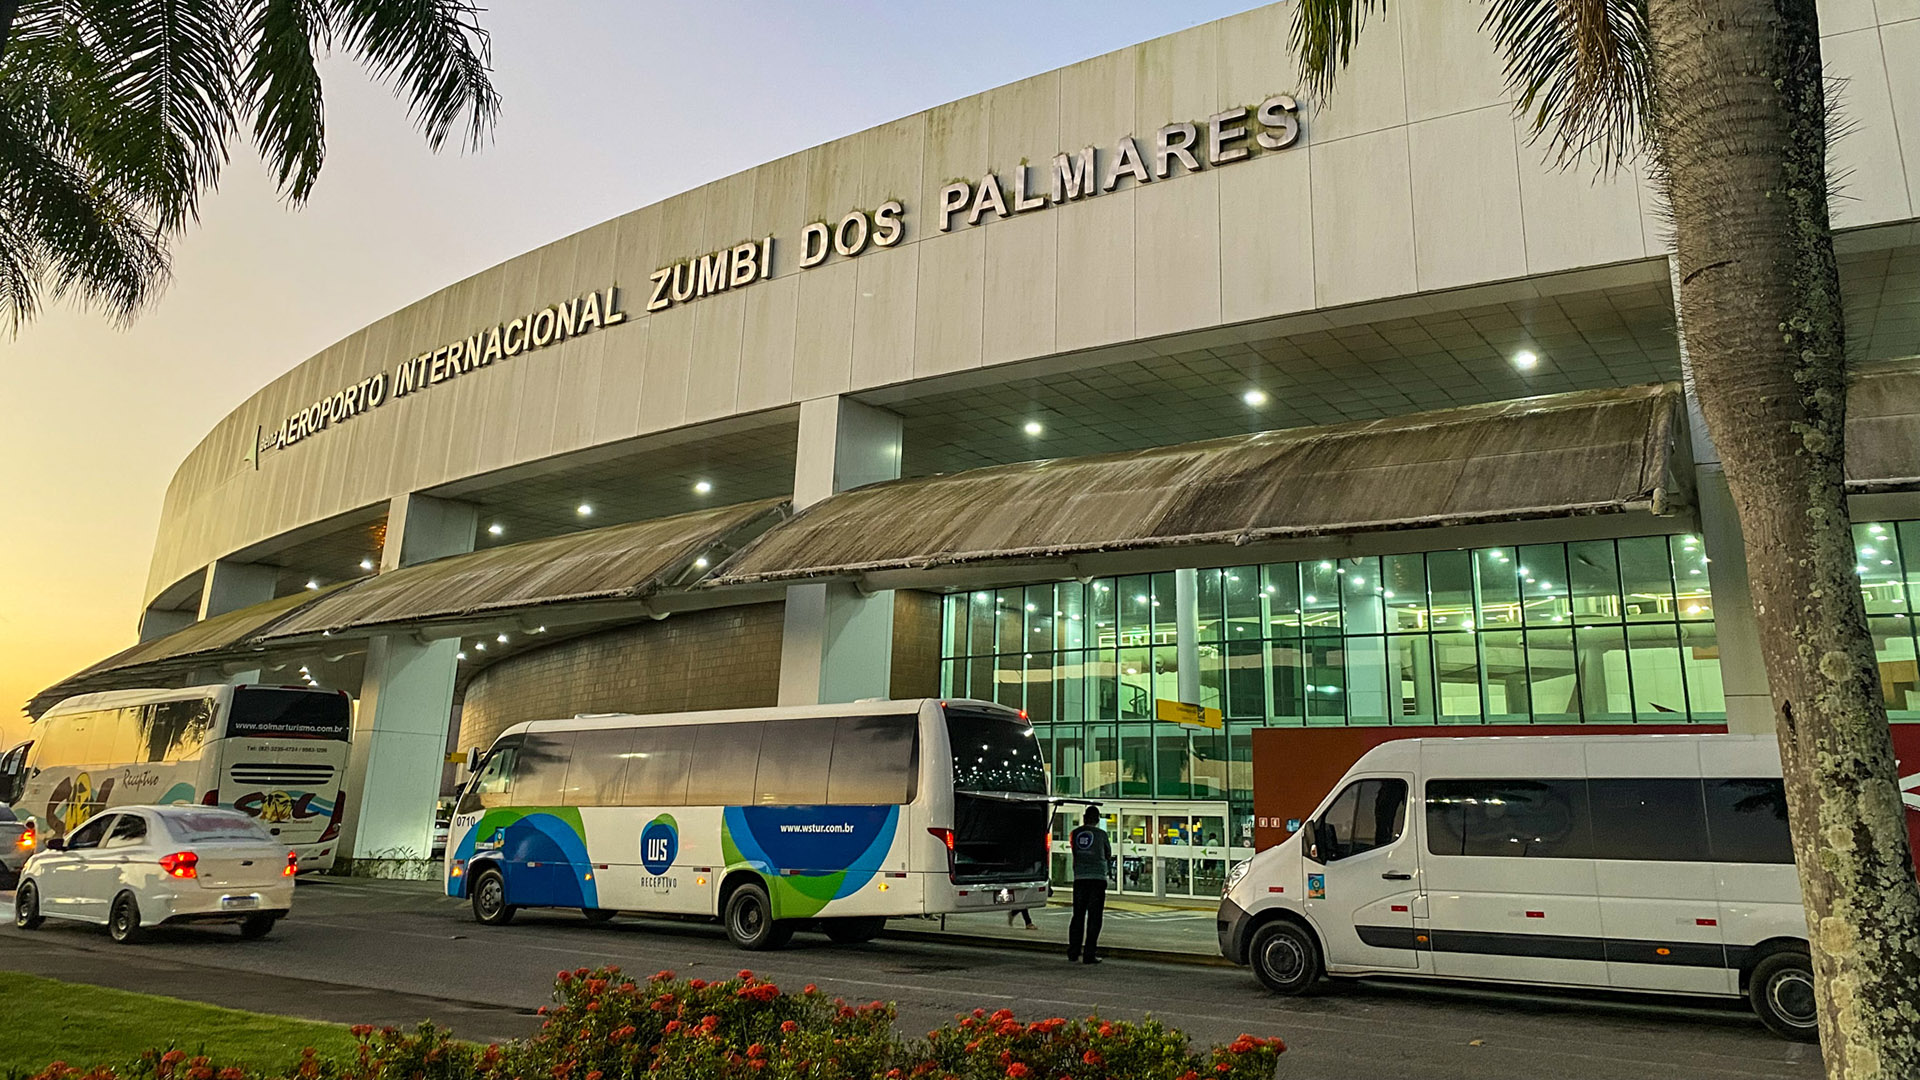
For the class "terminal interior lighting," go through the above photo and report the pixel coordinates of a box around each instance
[1023,421,1043,436]
[1242,389,1268,407]
[358,558,374,571]
[488,522,504,536]
[693,480,713,494]
[576,503,594,517]
[304,579,319,590]
[1512,349,1539,370]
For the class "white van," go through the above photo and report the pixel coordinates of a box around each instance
[1217,735,1816,1041]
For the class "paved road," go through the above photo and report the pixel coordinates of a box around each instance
[2,879,1824,1080]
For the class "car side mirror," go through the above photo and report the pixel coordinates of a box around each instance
[1301,819,1324,865]
[44,836,65,852]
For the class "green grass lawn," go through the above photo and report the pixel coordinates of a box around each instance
[0,973,363,1075]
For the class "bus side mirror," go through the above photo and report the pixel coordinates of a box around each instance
[1302,818,1324,865]
[464,747,483,774]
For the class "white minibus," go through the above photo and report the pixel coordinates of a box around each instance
[446,698,1051,949]
[1217,734,1816,1041]
[4,685,352,872]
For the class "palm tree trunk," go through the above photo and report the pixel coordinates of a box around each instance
[1648,0,1920,1074]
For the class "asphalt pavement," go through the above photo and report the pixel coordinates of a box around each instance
[1,878,1825,1079]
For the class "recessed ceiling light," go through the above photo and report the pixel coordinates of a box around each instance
[474,642,487,651]
[576,503,593,516]
[693,480,713,495]
[1023,421,1043,436]
[1513,349,1539,370]
[496,633,509,644]
[488,522,504,536]
[456,651,468,661]
[1243,389,1269,407]
[304,579,319,590]
[358,558,374,571]
[694,557,709,569]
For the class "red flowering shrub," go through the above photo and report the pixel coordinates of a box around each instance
[21,967,1281,1080]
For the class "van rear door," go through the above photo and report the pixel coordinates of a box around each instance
[1302,774,1423,972]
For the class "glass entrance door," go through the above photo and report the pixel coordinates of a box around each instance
[1049,801,1231,899]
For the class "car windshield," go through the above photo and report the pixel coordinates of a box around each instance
[162,810,273,843]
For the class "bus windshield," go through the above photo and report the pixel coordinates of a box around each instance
[228,688,350,740]
[945,707,1045,794]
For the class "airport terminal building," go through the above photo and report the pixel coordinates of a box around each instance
[30,3,1920,892]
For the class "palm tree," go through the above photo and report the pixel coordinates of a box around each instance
[1293,1,1918,1073]
[0,0,500,331]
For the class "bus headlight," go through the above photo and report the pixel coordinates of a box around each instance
[1224,859,1251,895]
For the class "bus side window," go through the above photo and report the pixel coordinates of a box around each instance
[685,723,765,806]
[458,740,521,814]
[143,699,213,762]
[753,717,834,805]
[96,707,142,766]
[827,716,918,805]
[512,733,575,807]
[622,727,693,807]
[1318,779,1408,861]
[560,728,632,807]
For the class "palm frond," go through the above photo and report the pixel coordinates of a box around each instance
[240,0,329,204]
[326,0,499,155]
[1483,0,1652,168]
[1289,0,1389,101]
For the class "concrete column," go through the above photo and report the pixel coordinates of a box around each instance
[137,607,195,642]
[778,397,903,705]
[1670,256,1773,734]
[199,560,277,619]
[341,493,475,874]
[1174,569,1201,705]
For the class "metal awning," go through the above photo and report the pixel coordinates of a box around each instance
[708,383,1684,587]
[1847,359,1920,491]
[259,498,788,643]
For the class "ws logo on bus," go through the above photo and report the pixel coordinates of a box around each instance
[641,814,678,876]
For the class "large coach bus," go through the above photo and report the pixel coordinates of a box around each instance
[446,698,1051,949]
[2,685,352,872]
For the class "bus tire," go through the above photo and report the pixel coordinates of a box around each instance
[108,892,146,945]
[14,881,44,930]
[471,867,516,926]
[724,882,791,950]
[1749,948,1820,1042]
[1248,920,1320,995]
[824,916,886,944]
[582,908,617,924]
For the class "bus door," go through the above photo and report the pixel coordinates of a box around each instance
[1300,775,1424,971]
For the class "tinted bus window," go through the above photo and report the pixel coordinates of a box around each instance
[1588,778,1709,861]
[512,732,575,806]
[753,717,834,805]
[827,715,918,805]
[1426,779,1593,858]
[561,728,632,807]
[228,688,349,740]
[1705,778,1794,864]
[142,699,214,761]
[945,708,1045,794]
[685,723,765,806]
[622,726,694,806]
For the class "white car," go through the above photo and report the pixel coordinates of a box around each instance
[13,806,297,943]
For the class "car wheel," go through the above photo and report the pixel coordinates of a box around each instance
[1750,949,1820,1042]
[108,893,145,944]
[823,916,886,944]
[239,914,278,940]
[581,908,617,924]
[14,880,44,930]
[470,867,515,926]
[723,881,792,950]
[1248,920,1322,995]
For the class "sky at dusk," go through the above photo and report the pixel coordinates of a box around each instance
[0,1,1271,747]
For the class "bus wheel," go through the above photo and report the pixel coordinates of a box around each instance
[1750,949,1820,1042]
[14,881,44,930]
[824,917,886,945]
[582,908,617,924]
[724,882,792,950]
[1248,921,1320,995]
[471,868,516,926]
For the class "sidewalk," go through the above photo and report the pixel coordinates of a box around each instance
[883,895,1229,965]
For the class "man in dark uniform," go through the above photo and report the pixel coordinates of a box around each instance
[1067,805,1110,964]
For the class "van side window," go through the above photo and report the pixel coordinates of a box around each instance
[1319,778,1408,860]
[1704,778,1794,864]
[1426,779,1592,858]
[1588,778,1709,861]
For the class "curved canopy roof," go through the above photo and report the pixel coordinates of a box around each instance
[708,383,1685,586]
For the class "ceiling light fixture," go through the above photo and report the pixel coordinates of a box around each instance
[488,522,504,536]
[693,480,713,495]
[304,579,319,590]
[359,558,374,571]
[576,503,593,517]
[1512,349,1539,370]
[1243,389,1269,407]
[1023,421,1043,436]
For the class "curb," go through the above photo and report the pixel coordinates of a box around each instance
[881,926,1237,968]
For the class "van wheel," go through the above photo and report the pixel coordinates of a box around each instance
[1750,950,1820,1042]
[724,882,792,951]
[108,893,145,944]
[824,916,886,944]
[1249,921,1321,995]
[14,881,44,930]
[471,868,515,926]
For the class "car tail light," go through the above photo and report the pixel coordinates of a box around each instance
[285,851,299,877]
[927,827,956,880]
[16,824,34,851]
[160,851,198,879]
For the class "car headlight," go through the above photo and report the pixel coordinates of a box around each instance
[1224,859,1251,895]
